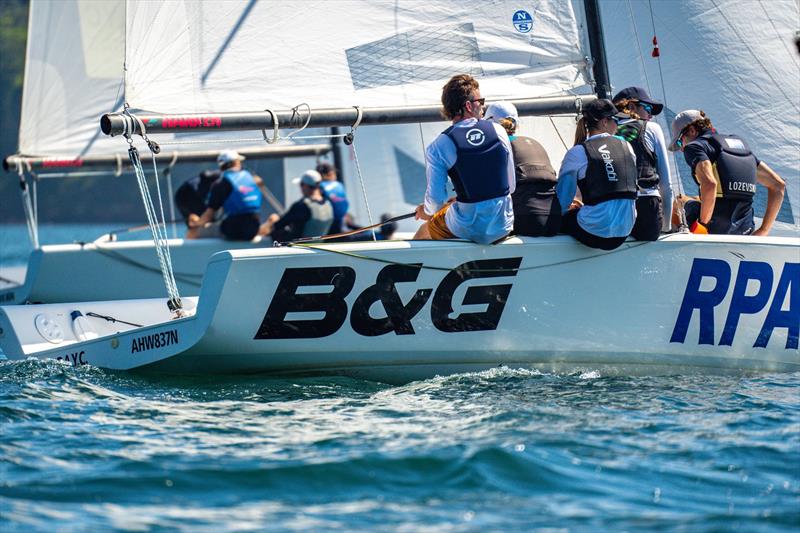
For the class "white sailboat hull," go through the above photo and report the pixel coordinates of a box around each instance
[1,235,797,383]
[0,237,271,304]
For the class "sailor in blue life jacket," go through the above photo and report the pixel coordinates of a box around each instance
[669,110,785,236]
[186,150,263,241]
[316,161,351,235]
[259,169,334,242]
[484,101,561,237]
[174,168,221,225]
[612,86,674,240]
[413,74,515,244]
[556,99,638,250]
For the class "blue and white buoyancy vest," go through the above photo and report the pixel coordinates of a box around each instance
[443,120,510,203]
[221,169,262,216]
[698,132,758,200]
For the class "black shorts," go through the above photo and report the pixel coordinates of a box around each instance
[560,209,628,250]
[512,186,561,237]
[630,196,663,241]
[221,213,260,241]
[683,199,754,235]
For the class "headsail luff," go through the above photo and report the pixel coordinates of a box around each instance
[601,0,799,226]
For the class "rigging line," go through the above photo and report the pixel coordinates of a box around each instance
[646,0,669,111]
[284,211,416,245]
[709,0,799,113]
[93,247,203,286]
[85,312,143,328]
[289,240,651,273]
[627,0,652,94]
[758,0,800,69]
[547,116,569,151]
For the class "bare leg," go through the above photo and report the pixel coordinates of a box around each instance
[413,222,431,240]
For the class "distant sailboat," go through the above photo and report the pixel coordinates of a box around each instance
[1,0,796,381]
[1,0,331,304]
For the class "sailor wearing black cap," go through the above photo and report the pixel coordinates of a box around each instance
[555,99,638,250]
[612,87,673,240]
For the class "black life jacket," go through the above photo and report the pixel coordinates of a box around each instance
[174,170,220,219]
[580,136,638,206]
[700,132,758,200]
[444,120,510,203]
[510,136,557,185]
[616,119,659,190]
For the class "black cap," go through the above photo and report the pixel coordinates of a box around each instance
[316,161,336,175]
[583,98,627,122]
[611,86,663,115]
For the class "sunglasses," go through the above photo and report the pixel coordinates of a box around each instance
[675,127,690,148]
[469,97,486,106]
[639,102,654,114]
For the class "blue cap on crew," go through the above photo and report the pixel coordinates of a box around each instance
[612,86,664,116]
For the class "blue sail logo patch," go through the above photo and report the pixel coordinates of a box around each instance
[513,10,534,33]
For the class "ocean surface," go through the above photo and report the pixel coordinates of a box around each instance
[1,224,799,531]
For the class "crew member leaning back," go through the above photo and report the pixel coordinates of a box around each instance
[669,109,785,236]
[413,74,515,244]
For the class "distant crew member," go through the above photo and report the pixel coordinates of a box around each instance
[186,150,263,240]
[259,169,334,242]
[174,169,220,224]
[484,101,560,237]
[612,86,674,240]
[556,99,638,250]
[413,74,515,244]
[669,110,785,235]
[316,161,350,235]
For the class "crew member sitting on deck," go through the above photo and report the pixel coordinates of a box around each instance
[668,109,785,236]
[612,86,674,240]
[316,161,350,235]
[556,99,638,250]
[174,168,221,225]
[259,169,333,243]
[413,74,515,244]
[484,101,560,237]
[186,150,263,241]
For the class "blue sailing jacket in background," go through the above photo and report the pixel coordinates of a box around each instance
[320,180,349,220]
[221,169,262,215]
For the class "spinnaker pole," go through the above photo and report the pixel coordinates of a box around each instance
[100,96,596,137]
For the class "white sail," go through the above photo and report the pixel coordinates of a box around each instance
[124,0,595,113]
[601,0,800,226]
[18,0,126,159]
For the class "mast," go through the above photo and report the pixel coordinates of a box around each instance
[584,0,612,99]
[100,96,596,137]
[3,144,332,173]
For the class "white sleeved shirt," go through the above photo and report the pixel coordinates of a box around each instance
[555,133,637,238]
[424,118,516,244]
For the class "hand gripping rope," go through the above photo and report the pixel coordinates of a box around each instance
[122,105,184,315]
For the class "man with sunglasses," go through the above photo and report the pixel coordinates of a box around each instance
[413,74,515,244]
[612,87,674,241]
[669,110,785,236]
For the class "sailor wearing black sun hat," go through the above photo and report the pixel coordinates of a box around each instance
[612,86,674,241]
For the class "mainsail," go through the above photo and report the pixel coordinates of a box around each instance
[601,0,799,226]
[123,0,595,113]
[18,0,126,160]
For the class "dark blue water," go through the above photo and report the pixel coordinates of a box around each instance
[1,361,798,531]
